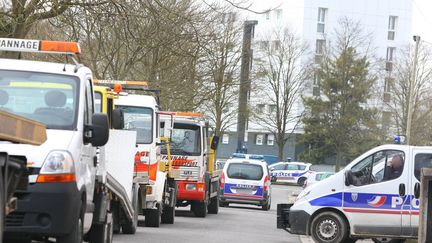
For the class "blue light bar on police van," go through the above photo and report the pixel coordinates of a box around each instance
[0,38,81,54]
[249,154,264,160]
[231,153,246,159]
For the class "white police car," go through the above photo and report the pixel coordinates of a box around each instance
[219,158,271,210]
[269,161,312,186]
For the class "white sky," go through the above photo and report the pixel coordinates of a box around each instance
[412,0,432,43]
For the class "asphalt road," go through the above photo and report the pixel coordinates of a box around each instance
[113,184,304,243]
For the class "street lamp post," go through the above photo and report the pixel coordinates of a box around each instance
[406,35,421,145]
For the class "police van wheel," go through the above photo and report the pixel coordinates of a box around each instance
[311,211,348,243]
[297,177,307,187]
[372,238,405,243]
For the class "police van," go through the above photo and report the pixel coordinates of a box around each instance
[277,144,432,243]
[220,158,271,210]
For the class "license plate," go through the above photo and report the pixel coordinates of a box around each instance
[235,188,253,194]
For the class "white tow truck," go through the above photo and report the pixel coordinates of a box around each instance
[0,38,138,243]
[112,81,177,227]
[160,112,221,217]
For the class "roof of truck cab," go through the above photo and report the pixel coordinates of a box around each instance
[115,94,158,108]
[0,58,91,77]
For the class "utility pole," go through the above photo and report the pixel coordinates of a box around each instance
[406,35,420,145]
[236,20,258,153]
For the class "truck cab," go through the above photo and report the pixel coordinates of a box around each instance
[114,87,177,227]
[160,112,220,217]
[0,38,110,242]
[277,144,432,242]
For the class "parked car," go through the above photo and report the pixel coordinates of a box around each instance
[269,162,312,186]
[303,171,335,188]
[219,158,271,210]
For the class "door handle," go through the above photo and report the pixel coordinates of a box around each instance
[414,182,420,199]
[399,183,406,197]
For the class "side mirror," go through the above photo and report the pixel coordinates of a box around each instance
[211,136,220,150]
[344,170,353,186]
[86,113,109,147]
[112,108,124,129]
[414,182,420,199]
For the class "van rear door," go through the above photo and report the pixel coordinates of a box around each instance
[342,149,409,236]
[224,162,265,198]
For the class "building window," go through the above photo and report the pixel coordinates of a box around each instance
[259,41,269,50]
[257,104,265,113]
[317,8,327,33]
[265,11,270,20]
[388,16,397,40]
[272,40,281,51]
[386,47,396,62]
[267,134,274,146]
[222,134,229,144]
[256,134,264,145]
[316,39,325,55]
[269,104,276,114]
[275,9,282,20]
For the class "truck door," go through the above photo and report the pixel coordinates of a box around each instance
[408,148,432,237]
[343,149,409,236]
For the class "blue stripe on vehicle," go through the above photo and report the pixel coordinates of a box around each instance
[223,183,264,196]
[309,192,343,207]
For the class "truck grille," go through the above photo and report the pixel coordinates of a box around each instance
[6,212,25,226]
[173,166,200,180]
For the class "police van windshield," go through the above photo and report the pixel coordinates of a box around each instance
[227,163,264,181]
[0,70,78,130]
[116,105,153,144]
[166,123,201,156]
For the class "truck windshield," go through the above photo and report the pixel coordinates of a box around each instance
[116,105,153,144]
[167,123,201,156]
[0,70,78,130]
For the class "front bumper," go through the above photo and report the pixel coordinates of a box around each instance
[177,181,205,201]
[4,182,81,238]
[276,203,310,235]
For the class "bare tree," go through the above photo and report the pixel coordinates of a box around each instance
[386,44,432,145]
[253,27,308,160]
[199,9,242,136]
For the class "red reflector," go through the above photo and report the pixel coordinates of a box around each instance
[36,174,76,183]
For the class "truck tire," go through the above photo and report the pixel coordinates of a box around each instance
[0,172,3,243]
[192,201,207,217]
[122,185,139,234]
[57,214,84,243]
[372,238,405,243]
[161,206,175,224]
[89,213,113,243]
[144,204,160,227]
[311,211,349,243]
[207,196,219,214]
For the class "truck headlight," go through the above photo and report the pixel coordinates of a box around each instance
[41,151,75,174]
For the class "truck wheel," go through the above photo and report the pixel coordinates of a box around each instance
[122,185,139,234]
[144,204,161,227]
[57,215,84,243]
[0,172,3,243]
[208,196,219,214]
[372,238,405,243]
[297,177,307,186]
[161,206,175,224]
[311,211,349,243]
[192,201,207,217]
[89,213,113,243]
